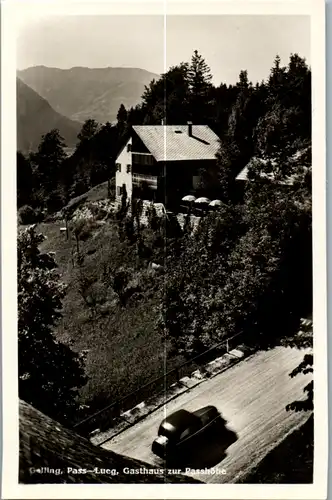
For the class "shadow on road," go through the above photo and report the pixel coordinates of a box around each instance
[165,415,238,470]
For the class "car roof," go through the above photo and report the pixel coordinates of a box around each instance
[192,405,218,419]
[160,410,200,433]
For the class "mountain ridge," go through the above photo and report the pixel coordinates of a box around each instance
[17,65,159,124]
[19,64,157,72]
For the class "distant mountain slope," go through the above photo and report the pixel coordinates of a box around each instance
[17,78,81,153]
[17,66,159,124]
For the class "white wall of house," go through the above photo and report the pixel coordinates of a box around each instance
[115,137,132,200]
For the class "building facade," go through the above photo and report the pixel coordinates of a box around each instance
[115,123,220,209]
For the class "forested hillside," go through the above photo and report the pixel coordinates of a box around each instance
[17,78,81,152]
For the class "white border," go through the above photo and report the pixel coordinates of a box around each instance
[1,0,327,499]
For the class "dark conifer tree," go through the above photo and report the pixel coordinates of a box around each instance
[117,103,128,125]
[77,119,99,144]
[32,129,67,212]
[187,50,213,123]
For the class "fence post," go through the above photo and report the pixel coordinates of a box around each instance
[175,368,180,383]
[226,339,229,353]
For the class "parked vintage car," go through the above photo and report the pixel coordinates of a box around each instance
[151,406,221,459]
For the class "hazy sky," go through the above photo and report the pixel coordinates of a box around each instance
[17,15,310,85]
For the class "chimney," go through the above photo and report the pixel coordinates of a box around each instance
[187,121,193,137]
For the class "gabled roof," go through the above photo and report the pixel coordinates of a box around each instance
[236,163,297,186]
[132,125,220,162]
[19,400,201,484]
[236,149,311,186]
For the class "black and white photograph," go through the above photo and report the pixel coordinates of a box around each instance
[1,0,327,498]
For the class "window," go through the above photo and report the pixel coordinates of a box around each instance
[132,154,154,166]
[116,186,123,196]
[127,164,131,173]
[127,144,132,152]
[116,163,121,172]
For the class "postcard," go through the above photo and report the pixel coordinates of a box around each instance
[1,0,327,498]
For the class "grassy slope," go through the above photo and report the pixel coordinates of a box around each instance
[37,183,184,417]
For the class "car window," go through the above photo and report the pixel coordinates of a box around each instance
[179,428,191,440]
[200,413,210,426]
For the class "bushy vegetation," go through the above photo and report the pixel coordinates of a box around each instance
[18,226,87,423]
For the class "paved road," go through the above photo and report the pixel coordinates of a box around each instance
[103,347,312,483]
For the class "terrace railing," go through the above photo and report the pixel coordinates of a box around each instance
[132,173,158,188]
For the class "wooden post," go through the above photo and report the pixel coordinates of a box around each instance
[76,234,79,255]
[71,246,75,268]
[226,339,229,353]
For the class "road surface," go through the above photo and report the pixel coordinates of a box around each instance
[102,346,312,483]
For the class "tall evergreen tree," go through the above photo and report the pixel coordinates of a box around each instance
[187,50,213,123]
[117,104,128,126]
[32,129,67,212]
[236,69,251,90]
[71,119,101,196]
[267,55,287,104]
[188,50,213,97]
[116,104,128,138]
[227,70,254,148]
[77,119,99,144]
[141,64,190,124]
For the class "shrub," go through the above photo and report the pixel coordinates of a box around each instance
[72,218,98,243]
[79,220,98,241]
[85,202,110,221]
[18,205,43,225]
